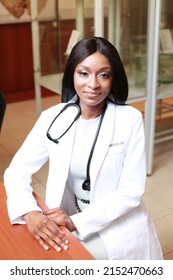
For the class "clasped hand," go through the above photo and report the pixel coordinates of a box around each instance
[23,208,76,252]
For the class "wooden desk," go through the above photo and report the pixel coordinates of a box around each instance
[0,182,94,260]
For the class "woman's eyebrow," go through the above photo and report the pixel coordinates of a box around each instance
[76,65,112,71]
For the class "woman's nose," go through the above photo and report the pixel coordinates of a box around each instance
[87,75,99,89]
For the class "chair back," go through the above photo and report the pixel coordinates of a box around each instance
[0,92,6,131]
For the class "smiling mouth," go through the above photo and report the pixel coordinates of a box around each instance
[84,91,100,97]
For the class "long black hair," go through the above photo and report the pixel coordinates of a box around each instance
[62,37,128,104]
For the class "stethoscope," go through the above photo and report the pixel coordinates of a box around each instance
[47,102,81,144]
[47,102,107,191]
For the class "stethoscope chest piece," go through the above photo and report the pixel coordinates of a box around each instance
[82,179,90,191]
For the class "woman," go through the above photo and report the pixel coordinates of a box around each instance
[4,37,163,260]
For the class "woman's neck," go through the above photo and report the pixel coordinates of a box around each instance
[80,101,106,120]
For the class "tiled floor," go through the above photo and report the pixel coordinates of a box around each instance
[0,95,173,260]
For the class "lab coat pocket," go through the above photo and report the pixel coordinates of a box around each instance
[121,213,149,259]
[107,143,127,157]
[103,144,127,180]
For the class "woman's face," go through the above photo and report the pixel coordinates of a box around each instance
[74,51,112,112]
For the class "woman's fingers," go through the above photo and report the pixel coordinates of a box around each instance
[34,234,50,251]
[24,210,70,251]
[44,208,69,226]
[44,207,61,215]
[34,234,67,252]
[33,218,69,252]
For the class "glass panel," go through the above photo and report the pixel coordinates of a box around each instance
[37,0,94,76]
[37,0,60,75]
[159,0,173,84]
[156,0,173,132]
[83,0,94,38]
[105,0,148,102]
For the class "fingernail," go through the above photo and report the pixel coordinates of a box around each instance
[55,246,62,252]
[65,239,69,244]
[63,245,68,250]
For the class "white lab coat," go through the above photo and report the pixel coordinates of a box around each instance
[4,97,163,260]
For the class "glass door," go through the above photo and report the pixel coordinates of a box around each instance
[105,0,148,102]
[99,0,173,174]
[31,0,95,115]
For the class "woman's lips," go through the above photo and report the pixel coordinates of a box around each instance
[84,91,100,97]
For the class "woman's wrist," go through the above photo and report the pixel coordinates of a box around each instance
[67,217,76,232]
[23,210,42,222]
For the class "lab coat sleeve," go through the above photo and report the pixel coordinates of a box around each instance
[3,110,51,224]
[71,110,147,239]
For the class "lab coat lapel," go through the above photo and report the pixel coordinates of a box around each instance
[90,102,116,188]
[47,108,77,207]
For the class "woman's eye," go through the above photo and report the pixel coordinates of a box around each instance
[99,73,111,79]
[79,71,89,77]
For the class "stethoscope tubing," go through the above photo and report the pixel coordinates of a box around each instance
[46,101,107,191]
[47,103,81,143]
